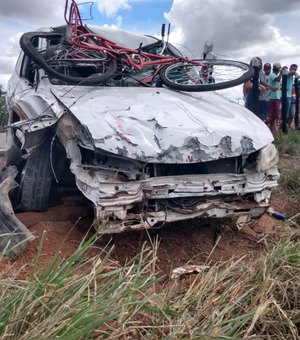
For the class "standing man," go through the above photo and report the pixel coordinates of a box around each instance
[259,63,276,122]
[244,59,276,120]
[258,63,272,121]
[266,62,282,134]
[286,64,298,129]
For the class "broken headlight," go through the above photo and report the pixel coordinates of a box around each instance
[256,143,279,172]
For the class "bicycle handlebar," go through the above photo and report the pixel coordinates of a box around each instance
[161,24,165,38]
[65,0,83,26]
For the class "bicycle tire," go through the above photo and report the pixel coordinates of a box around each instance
[160,59,254,92]
[20,32,117,85]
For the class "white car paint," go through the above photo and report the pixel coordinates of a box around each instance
[4,25,279,233]
[52,86,273,162]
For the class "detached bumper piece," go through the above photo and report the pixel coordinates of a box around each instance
[94,200,269,234]
[0,166,35,258]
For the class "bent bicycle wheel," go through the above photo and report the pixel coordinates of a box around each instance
[160,59,254,92]
[20,32,117,85]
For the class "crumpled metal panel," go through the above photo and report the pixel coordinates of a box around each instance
[52,87,273,163]
[94,200,269,234]
[7,78,61,121]
[88,25,159,50]
[0,166,35,258]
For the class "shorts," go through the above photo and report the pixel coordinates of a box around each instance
[268,99,280,119]
[259,100,268,120]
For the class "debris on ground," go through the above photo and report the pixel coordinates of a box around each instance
[267,207,289,220]
[0,166,35,258]
[171,265,210,279]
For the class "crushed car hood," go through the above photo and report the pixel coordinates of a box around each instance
[52,86,273,163]
[88,25,158,50]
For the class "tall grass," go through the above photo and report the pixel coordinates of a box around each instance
[0,235,160,339]
[275,129,300,204]
[274,130,300,155]
[0,234,299,339]
[280,167,300,199]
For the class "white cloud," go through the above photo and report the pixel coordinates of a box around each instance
[96,0,131,17]
[164,0,300,65]
[0,0,63,25]
[115,15,123,27]
[0,0,300,93]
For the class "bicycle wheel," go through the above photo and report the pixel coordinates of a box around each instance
[20,32,117,85]
[160,59,254,92]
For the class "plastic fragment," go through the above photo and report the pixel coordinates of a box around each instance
[267,207,289,220]
[171,265,210,279]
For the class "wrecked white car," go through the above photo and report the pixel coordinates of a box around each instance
[3,24,279,247]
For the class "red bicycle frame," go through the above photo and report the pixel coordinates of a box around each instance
[64,0,204,76]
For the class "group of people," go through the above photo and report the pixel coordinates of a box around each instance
[243,58,298,134]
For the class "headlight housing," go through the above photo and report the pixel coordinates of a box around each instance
[256,143,279,172]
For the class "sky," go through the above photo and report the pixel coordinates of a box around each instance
[1,0,300,100]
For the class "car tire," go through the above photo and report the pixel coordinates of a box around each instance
[19,141,53,211]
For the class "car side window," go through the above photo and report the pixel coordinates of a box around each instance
[20,55,36,85]
[20,36,41,86]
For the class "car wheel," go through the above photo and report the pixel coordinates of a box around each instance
[19,141,53,211]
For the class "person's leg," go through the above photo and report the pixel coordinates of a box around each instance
[288,103,295,128]
[246,90,254,113]
[274,99,281,133]
[267,100,276,134]
[285,97,292,128]
[259,100,268,122]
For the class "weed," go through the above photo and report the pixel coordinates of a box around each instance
[0,234,299,339]
[275,130,300,155]
[280,167,300,199]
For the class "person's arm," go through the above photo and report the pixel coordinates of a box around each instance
[258,84,268,91]
[243,80,252,96]
[260,79,277,91]
[274,68,284,82]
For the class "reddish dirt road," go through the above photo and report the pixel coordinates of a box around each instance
[1,195,290,279]
[0,153,296,279]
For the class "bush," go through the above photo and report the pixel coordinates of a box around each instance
[0,86,7,132]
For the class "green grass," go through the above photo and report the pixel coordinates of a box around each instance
[274,129,300,203]
[274,130,300,155]
[280,167,300,199]
[0,234,299,339]
[1,120,300,339]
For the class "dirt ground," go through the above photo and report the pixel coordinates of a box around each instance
[0,154,298,279]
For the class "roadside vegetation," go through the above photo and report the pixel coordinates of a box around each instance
[0,231,299,339]
[275,129,300,156]
[0,86,7,132]
[0,121,300,339]
[275,130,300,201]
[281,167,300,200]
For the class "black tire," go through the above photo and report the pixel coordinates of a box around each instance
[19,142,53,211]
[20,32,117,85]
[160,59,254,92]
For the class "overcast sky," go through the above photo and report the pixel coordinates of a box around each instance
[1,0,300,99]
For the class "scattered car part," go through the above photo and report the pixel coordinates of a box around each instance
[171,265,210,279]
[0,166,35,258]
